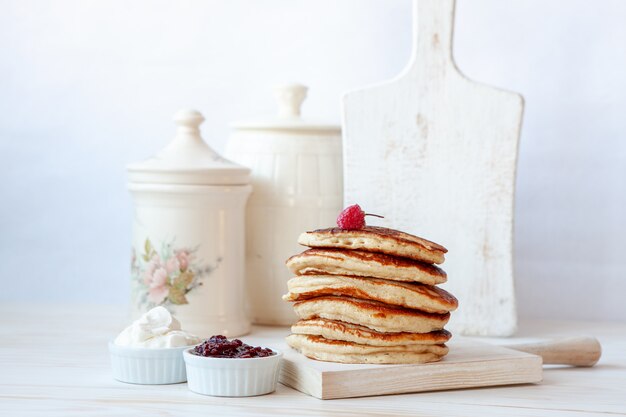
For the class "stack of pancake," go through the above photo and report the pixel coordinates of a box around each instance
[283,226,458,364]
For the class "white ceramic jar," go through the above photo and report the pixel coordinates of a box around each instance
[224,85,342,325]
[127,110,252,337]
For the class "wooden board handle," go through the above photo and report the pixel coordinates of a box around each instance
[507,337,602,367]
[408,0,455,72]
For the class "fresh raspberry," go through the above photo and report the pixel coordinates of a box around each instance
[336,204,366,229]
[337,204,387,230]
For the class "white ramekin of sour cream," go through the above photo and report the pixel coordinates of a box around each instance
[109,306,201,384]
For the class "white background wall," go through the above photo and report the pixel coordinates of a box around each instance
[1,0,624,322]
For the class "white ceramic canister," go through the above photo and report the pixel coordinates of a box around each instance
[127,110,252,337]
[224,84,342,325]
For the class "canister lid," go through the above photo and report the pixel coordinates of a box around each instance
[127,110,250,185]
[231,84,340,133]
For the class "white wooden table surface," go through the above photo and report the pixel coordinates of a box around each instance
[1,303,625,416]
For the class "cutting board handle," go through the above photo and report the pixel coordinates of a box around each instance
[407,0,456,73]
[507,336,602,367]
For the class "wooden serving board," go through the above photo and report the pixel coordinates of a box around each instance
[278,339,542,400]
[342,0,524,336]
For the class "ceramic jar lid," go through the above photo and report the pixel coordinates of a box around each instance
[231,84,340,133]
[127,109,250,186]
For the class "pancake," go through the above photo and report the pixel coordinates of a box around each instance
[298,226,447,264]
[291,318,452,347]
[285,249,447,285]
[286,334,447,364]
[292,296,450,333]
[283,275,457,313]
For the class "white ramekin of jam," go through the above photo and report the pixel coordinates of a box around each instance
[183,335,282,397]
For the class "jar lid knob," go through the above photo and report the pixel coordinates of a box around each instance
[274,84,308,119]
[174,109,205,132]
[155,108,219,161]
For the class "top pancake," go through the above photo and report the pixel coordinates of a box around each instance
[298,226,447,264]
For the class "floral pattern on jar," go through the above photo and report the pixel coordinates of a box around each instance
[131,238,220,309]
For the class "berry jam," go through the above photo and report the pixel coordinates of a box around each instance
[192,335,275,358]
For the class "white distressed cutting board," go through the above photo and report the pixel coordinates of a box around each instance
[342,0,524,336]
[279,339,542,400]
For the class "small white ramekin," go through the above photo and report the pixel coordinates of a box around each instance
[183,349,282,397]
[109,341,191,384]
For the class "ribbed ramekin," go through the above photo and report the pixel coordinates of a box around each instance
[183,349,282,396]
[108,341,190,384]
